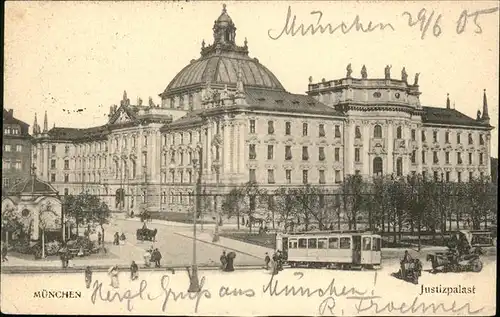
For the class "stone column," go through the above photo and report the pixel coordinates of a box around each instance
[223,121,230,174]
[362,122,370,176]
[347,122,355,175]
[43,144,49,181]
[239,121,245,181]
[416,126,423,174]
[387,121,394,175]
[343,120,351,176]
[230,124,235,173]
[207,124,212,177]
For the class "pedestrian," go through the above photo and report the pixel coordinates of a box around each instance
[85,266,93,289]
[97,232,102,245]
[1,242,8,262]
[130,261,139,280]
[120,233,126,245]
[143,249,151,267]
[108,265,119,288]
[114,232,120,245]
[220,250,227,270]
[264,252,270,270]
[154,248,162,268]
[224,251,236,272]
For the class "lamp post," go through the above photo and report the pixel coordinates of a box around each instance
[188,157,201,293]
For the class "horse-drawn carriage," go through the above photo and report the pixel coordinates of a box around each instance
[426,230,484,273]
[136,226,157,242]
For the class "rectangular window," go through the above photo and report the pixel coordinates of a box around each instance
[4,145,11,152]
[64,160,69,170]
[340,237,351,249]
[50,173,56,182]
[249,169,256,182]
[411,129,416,141]
[422,131,426,142]
[302,170,308,184]
[64,174,69,183]
[51,159,56,169]
[334,125,341,138]
[64,188,69,196]
[180,171,184,183]
[434,171,439,181]
[285,122,291,135]
[445,132,450,143]
[469,172,473,181]
[267,169,275,184]
[433,151,439,164]
[302,123,308,136]
[319,147,325,161]
[188,171,192,183]
[2,178,10,188]
[308,238,317,249]
[468,153,472,165]
[362,237,372,251]
[268,121,274,134]
[422,151,426,164]
[446,171,450,182]
[14,161,21,170]
[319,170,325,184]
[318,238,327,249]
[16,144,22,152]
[249,120,255,134]
[433,131,438,143]
[298,238,307,249]
[445,152,450,164]
[457,172,462,182]
[457,152,462,165]
[285,146,292,160]
[289,239,298,249]
[457,133,461,144]
[334,148,340,162]
[479,153,484,165]
[302,146,309,161]
[335,170,341,183]
[468,133,473,145]
[51,145,56,153]
[249,144,256,160]
[411,150,416,164]
[328,237,339,249]
[285,169,291,184]
[479,135,484,145]
[354,148,360,162]
[319,124,325,137]
[267,145,274,160]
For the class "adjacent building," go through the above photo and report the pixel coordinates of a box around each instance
[2,108,32,195]
[30,5,494,218]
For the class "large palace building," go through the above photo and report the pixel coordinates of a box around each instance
[31,5,493,216]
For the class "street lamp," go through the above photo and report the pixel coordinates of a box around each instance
[188,158,201,293]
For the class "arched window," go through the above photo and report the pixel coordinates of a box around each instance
[396,126,402,139]
[373,157,383,176]
[374,125,382,138]
[355,126,362,139]
[396,157,403,176]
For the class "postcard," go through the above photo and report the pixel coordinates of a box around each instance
[2,1,498,315]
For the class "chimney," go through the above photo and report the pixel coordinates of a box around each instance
[446,93,450,109]
[8,109,13,117]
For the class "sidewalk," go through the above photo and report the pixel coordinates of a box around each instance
[174,231,273,260]
[122,216,241,229]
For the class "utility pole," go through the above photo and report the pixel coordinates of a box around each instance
[188,155,201,293]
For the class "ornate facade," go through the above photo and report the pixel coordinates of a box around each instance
[30,6,493,217]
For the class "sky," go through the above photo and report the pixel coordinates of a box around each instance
[4,1,499,156]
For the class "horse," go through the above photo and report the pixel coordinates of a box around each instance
[136,228,158,242]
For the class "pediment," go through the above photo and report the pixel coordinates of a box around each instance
[108,106,136,125]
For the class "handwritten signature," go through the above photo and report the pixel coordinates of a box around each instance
[89,271,486,315]
[268,6,499,40]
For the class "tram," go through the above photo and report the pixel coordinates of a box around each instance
[276,230,382,269]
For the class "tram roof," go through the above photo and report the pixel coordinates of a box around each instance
[283,230,380,236]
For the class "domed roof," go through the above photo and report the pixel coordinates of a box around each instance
[163,55,285,95]
[7,175,58,195]
[160,5,286,97]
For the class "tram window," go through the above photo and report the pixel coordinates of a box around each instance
[328,237,339,249]
[340,237,351,249]
[289,239,298,249]
[373,238,381,251]
[298,238,307,249]
[308,238,317,249]
[362,237,372,251]
[318,238,328,249]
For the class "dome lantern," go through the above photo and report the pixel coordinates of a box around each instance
[213,4,236,46]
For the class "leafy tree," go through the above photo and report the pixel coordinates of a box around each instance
[221,188,244,229]
[1,206,24,247]
[88,201,111,250]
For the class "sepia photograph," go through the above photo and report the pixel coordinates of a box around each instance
[2,1,498,315]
